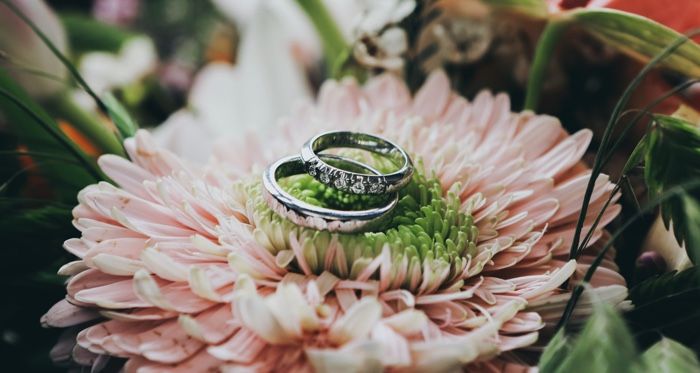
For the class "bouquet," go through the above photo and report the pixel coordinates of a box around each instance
[1,0,700,372]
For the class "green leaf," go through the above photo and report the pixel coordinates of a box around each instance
[640,338,700,373]
[480,0,548,18]
[539,329,573,373]
[541,296,700,371]
[626,267,700,346]
[644,114,700,263]
[295,0,348,76]
[0,202,75,273]
[546,304,638,373]
[0,0,108,113]
[560,20,692,261]
[0,70,100,198]
[103,93,138,139]
[677,195,700,263]
[0,201,76,372]
[631,267,700,307]
[621,135,648,175]
[61,13,133,54]
[570,9,700,78]
[43,94,126,156]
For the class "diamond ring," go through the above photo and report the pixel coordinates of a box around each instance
[262,154,398,233]
[300,131,414,195]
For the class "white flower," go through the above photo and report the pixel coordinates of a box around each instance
[351,0,415,71]
[211,0,358,66]
[353,0,416,35]
[353,26,408,71]
[79,36,157,95]
[153,2,316,162]
[642,215,692,271]
[0,0,68,98]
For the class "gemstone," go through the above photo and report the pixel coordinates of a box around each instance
[307,164,317,176]
[350,181,366,194]
[368,182,385,194]
[334,176,348,190]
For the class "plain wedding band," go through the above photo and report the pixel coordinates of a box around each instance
[262,154,398,233]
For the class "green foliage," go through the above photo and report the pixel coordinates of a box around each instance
[0,202,75,372]
[640,338,700,373]
[538,330,573,373]
[0,203,75,272]
[480,0,548,17]
[539,302,700,372]
[62,14,133,54]
[103,92,138,139]
[522,7,700,111]
[0,70,100,198]
[643,115,700,263]
[570,9,700,79]
[496,4,700,79]
[0,5,140,370]
[541,304,638,373]
[0,0,108,113]
[295,0,348,76]
[627,267,700,347]
[631,267,700,307]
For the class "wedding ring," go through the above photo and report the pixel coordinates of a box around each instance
[300,131,414,195]
[262,154,398,233]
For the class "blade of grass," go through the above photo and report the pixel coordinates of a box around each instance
[295,0,347,77]
[0,0,108,114]
[0,196,72,208]
[568,31,700,260]
[577,183,621,254]
[0,149,82,164]
[0,64,66,84]
[558,178,700,330]
[622,175,642,213]
[0,88,103,181]
[600,78,700,169]
[573,78,699,258]
[44,94,125,155]
[0,159,73,194]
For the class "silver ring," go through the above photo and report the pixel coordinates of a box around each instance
[262,154,398,233]
[300,131,414,195]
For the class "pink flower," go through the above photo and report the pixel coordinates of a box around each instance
[44,71,626,371]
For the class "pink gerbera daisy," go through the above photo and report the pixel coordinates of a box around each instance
[43,71,627,372]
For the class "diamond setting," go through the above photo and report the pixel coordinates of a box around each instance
[307,159,319,176]
[334,175,348,191]
[350,181,366,194]
[304,157,391,195]
[368,182,385,194]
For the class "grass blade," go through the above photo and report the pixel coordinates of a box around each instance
[0,0,108,114]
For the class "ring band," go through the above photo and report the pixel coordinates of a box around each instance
[262,154,398,233]
[300,131,414,195]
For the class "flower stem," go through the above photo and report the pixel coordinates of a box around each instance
[295,0,347,75]
[523,18,571,111]
[44,94,125,156]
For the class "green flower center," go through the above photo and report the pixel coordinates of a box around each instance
[245,153,479,284]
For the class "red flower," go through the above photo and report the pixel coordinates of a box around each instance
[550,0,700,38]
